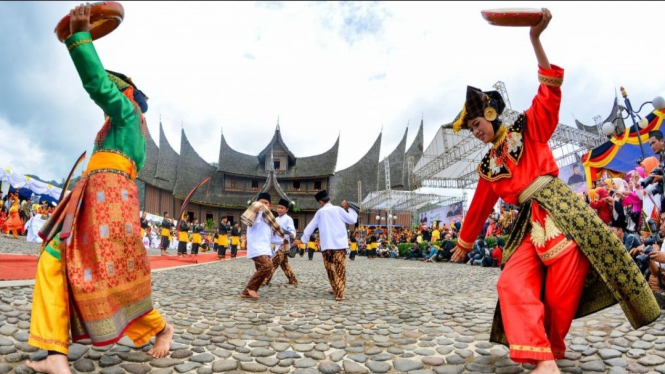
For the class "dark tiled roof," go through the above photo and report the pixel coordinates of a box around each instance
[291,136,338,178]
[217,131,338,178]
[329,131,382,203]
[172,129,322,211]
[257,125,296,165]
[152,123,180,192]
[136,124,159,186]
[403,119,425,189]
[217,133,262,176]
[173,129,220,203]
[377,127,408,190]
[574,119,601,136]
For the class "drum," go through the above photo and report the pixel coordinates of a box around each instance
[55,1,124,42]
[481,8,542,27]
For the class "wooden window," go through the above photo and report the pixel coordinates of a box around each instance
[251,180,259,190]
[293,218,300,231]
[293,181,301,191]
[273,160,281,170]
[314,181,322,191]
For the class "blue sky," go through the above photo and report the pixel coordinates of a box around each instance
[1,1,664,183]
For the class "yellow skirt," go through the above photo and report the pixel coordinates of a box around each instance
[218,235,229,246]
[179,232,189,242]
[231,236,239,246]
[193,233,202,245]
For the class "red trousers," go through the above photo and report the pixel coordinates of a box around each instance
[497,234,590,364]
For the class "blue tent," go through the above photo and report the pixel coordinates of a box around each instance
[8,186,34,201]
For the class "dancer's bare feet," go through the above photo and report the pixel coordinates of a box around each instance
[532,360,560,374]
[147,323,174,358]
[26,353,72,374]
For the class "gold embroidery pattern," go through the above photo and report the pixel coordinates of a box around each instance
[478,115,526,182]
[539,238,573,262]
[490,178,660,347]
[538,74,563,87]
[531,216,564,248]
[509,344,552,353]
[457,237,473,250]
[519,176,554,204]
[67,38,92,51]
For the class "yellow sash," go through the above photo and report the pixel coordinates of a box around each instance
[178,232,189,242]
[84,151,137,181]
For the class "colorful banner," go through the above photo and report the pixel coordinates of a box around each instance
[419,202,463,228]
[558,162,588,194]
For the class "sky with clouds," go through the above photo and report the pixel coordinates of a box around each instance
[1,1,664,189]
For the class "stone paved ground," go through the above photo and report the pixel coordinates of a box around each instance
[0,235,171,257]
[1,246,665,374]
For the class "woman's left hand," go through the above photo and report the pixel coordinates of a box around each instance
[530,8,552,40]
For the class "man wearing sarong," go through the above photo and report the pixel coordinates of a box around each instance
[177,214,190,257]
[294,190,358,301]
[27,5,174,373]
[217,217,230,260]
[230,222,240,258]
[191,218,202,256]
[160,212,171,255]
[264,199,298,286]
[240,193,288,300]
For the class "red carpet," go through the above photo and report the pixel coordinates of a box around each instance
[0,251,246,281]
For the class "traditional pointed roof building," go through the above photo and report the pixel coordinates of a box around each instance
[137,120,423,231]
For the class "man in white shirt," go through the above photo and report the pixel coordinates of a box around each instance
[263,199,298,286]
[294,190,358,301]
[240,192,288,300]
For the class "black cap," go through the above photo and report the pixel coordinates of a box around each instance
[315,190,329,202]
[257,192,271,202]
[278,199,291,209]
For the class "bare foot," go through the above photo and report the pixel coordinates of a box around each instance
[26,353,72,374]
[531,360,560,374]
[147,323,174,359]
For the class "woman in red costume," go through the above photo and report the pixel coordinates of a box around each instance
[450,9,659,373]
[3,194,23,238]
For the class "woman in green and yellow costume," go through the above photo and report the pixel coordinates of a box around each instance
[28,4,174,374]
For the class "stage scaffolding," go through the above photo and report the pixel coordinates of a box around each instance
[361,190,466,226]
[411,122,607,190]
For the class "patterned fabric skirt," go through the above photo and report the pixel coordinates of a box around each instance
[64,172,154,345]
[490,178,660,345]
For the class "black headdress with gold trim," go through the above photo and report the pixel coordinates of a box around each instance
[452,86,505,133]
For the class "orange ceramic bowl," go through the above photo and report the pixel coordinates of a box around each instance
[55,2,124,42]
[481,8,543,27]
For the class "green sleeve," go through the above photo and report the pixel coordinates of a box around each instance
[65,32,146,170]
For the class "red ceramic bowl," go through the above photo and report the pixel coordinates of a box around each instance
[481,8,543,27]
[55,2,124,42]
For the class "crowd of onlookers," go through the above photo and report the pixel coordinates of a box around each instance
[347,207,516,267]
[580,131,665,305]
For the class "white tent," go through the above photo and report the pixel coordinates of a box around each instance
[0,168,64,200]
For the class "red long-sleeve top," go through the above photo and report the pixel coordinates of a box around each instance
[456,65,564,251]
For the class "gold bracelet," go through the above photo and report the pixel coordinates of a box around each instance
[67,38,92,51]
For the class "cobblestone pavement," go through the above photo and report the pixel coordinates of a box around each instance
[1,250,665,374]
[0,235,166,257]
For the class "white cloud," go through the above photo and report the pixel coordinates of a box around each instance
[1,1,665,183]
